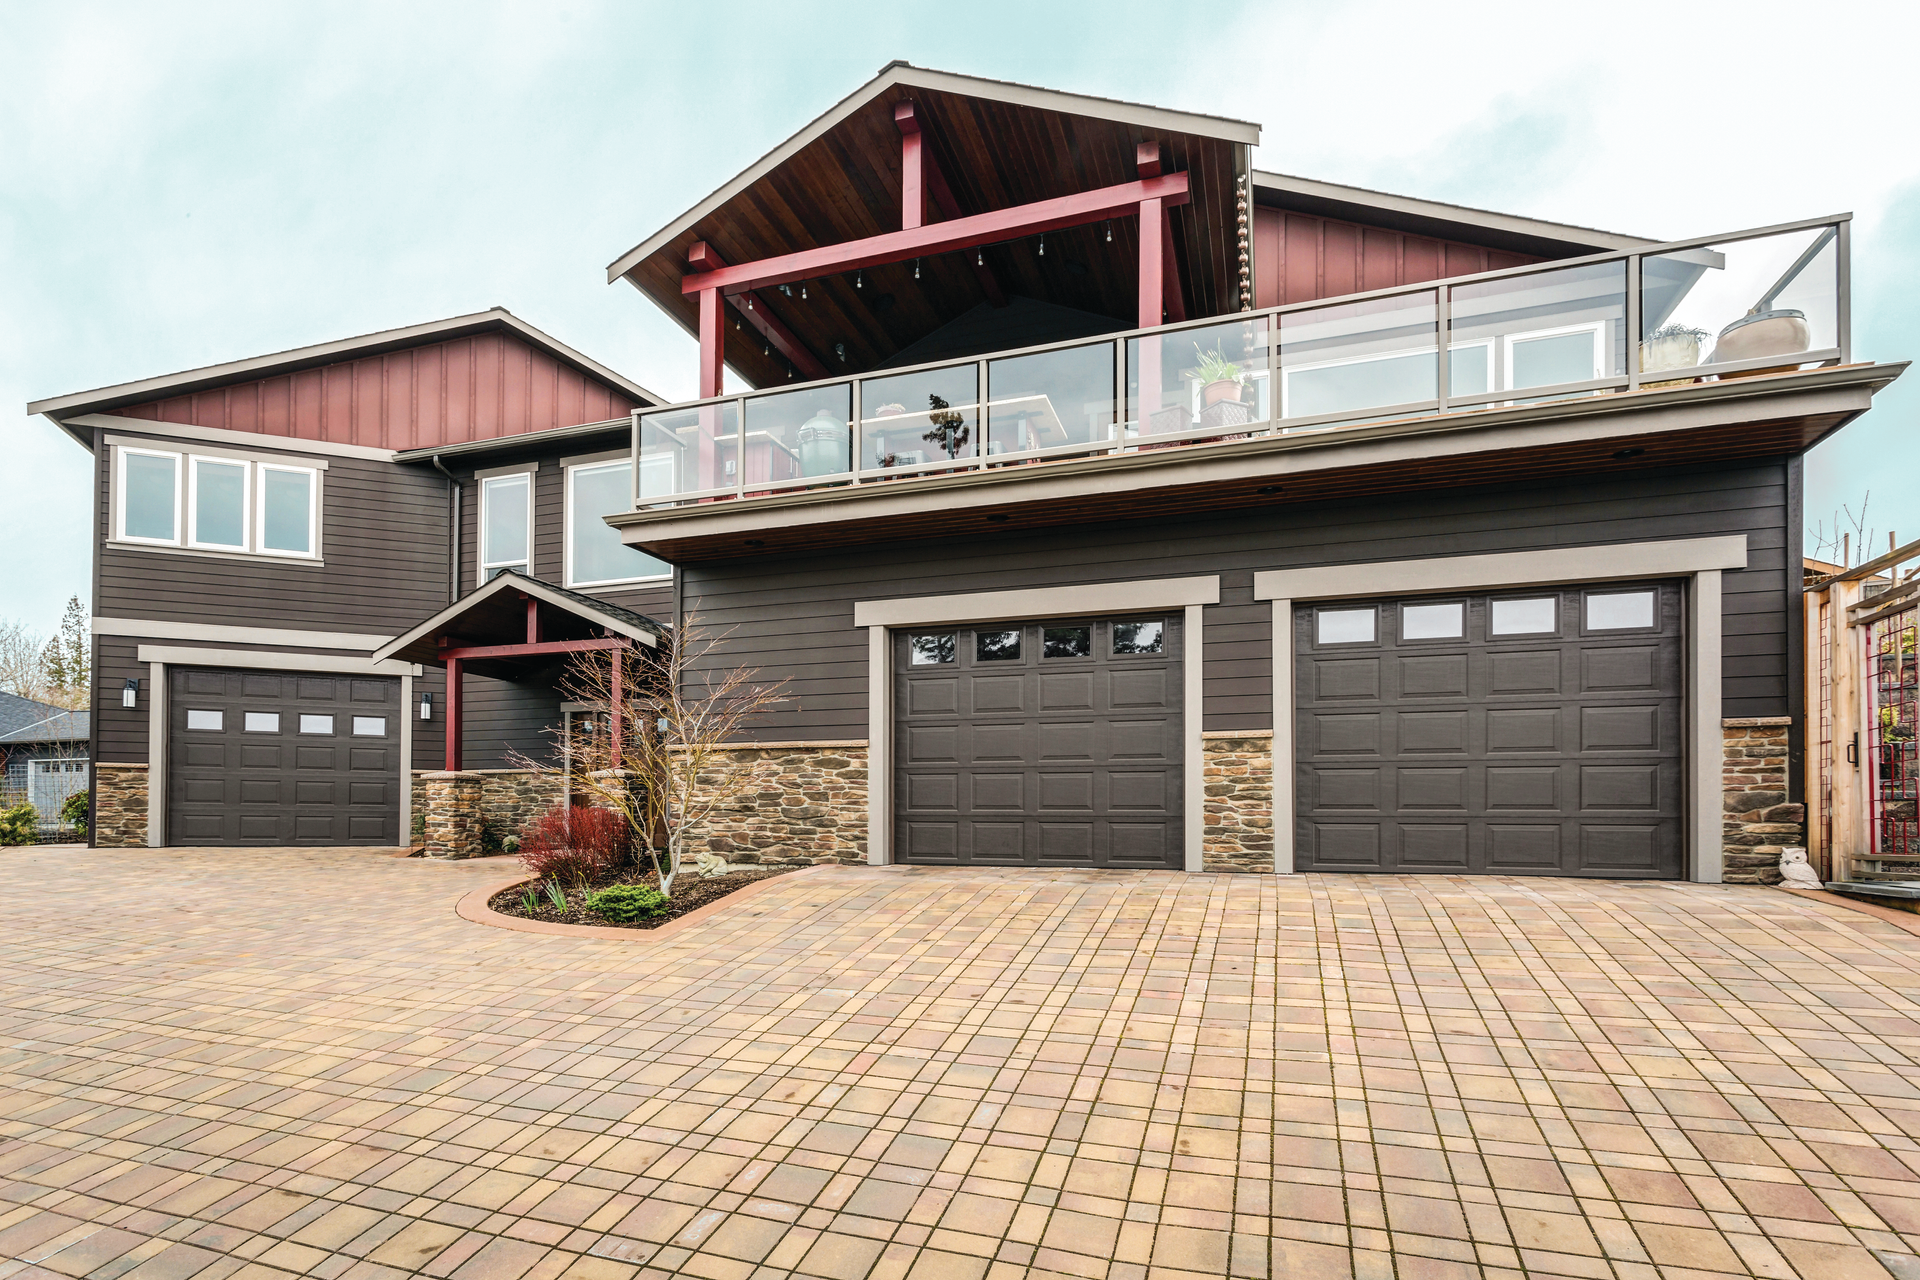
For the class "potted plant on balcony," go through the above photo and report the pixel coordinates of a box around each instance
[1639,323,1709,388]
[1184,346,1245,408]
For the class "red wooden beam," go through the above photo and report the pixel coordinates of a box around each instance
[697,287,724,399]
[1136,141,1164,179]
[894,102,924,231]
[439,637,631,661]
[1160,204,1186,324]
[689,241,829,382]
[682,173,1191,297]
[1139,197,1164,328]
[916,120,1008,308]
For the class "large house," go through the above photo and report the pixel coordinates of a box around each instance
[30,63,1904,881]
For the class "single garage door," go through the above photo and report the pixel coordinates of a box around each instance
[169,667,401,846]
[1295,581,1683,877]
[895,616,1182,867]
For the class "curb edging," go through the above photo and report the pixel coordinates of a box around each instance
[454,863,839,940]
[1779,886,1920,939]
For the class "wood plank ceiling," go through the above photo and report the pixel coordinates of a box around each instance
[619,83,1244,390]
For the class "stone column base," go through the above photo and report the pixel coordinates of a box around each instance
[419,771,485,859]
[93,764,150,848]
[1723,717,1803,885]
[1202,731,1275,873]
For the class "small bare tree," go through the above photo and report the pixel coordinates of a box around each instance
[527,616,787,897]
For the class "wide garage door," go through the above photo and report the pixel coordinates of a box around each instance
[169,667,401,846]
[895,616,1182,868]
[1295,581,1683,877]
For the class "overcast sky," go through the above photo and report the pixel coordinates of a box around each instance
[3,0,1916,634]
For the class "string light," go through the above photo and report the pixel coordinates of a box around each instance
[1104,221,1112,243]
[976,249,983,267]
[855,270,863,289]
[746,295,754,310]
[801,283,807,300]
[1038,234,1045,257]
[913,258,920,279]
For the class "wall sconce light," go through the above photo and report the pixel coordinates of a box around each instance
[122,677,138,709]
[420,691,433,721]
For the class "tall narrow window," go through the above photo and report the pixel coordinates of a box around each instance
[258,465,317,556]
[189,457,249,550]
[119,448,180,544]
[567,460,668,587]
[480,472,532,582]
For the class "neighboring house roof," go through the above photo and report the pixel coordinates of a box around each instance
[1249,170,1656,259]
[0,693,88,746]
[29,308,664,453]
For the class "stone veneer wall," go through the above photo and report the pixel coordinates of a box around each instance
[1202,731,1275,873]
[689,742,869,866]
[93,764,149,848]
[410,769,566,851]
[1723,716,1804,885]
[417,771,483,859]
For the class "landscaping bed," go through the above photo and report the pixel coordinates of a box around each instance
[487,862,804,929]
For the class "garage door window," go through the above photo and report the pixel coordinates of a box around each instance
[1112,620,1165,654]
[352,716,387,736]
[299,715,334,734]
[186,709,222,730]
[1317,607,1376,645]
[1587,590,1656,631]
[1401,602,1464,640]
[244,712,279,733]
[909,634,955,665]
[1044,626,1090,658]
[1492,597,1558,635]
[976,630,1021,661]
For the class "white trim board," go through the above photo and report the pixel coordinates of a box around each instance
[860,577,1212,867]
[96,618,392,652]
[1259,536,1746,883]
[135,645,421,676]
[855,576,1219,628]
[1253,537,1748,602]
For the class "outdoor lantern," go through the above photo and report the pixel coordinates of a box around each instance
[420,690,433,721]
[121,677,137,708]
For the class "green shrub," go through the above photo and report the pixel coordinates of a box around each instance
[60,791,88,836]
[0,804,37,846]
[584,883,669,923]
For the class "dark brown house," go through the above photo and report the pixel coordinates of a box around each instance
[32,63,1905,882]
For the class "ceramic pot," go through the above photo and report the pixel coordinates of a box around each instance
[1202,379,1242,408]
[1638,333,1702,388]
[796,410,850,476]
[1710,309,1809,377]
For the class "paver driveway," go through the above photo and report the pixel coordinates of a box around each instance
[5,850,1920,1280]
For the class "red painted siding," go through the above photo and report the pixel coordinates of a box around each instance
[1253,208,1540,309]
[112,331,638,450]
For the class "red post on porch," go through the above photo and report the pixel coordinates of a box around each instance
[444,656,462,771]
[895,102,924,230]
[697,285,724,400]
[609,646,623,766]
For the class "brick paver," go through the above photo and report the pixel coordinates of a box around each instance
[4,848,1920,1279]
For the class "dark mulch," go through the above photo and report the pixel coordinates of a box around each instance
[487,862,804,929]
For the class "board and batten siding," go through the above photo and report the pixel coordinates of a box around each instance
[681,458,1795,741]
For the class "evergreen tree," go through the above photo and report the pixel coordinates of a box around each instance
[40,596,89,710]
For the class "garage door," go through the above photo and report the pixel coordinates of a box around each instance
[1294,581,1683,877]
[169,667,401,846]
[895,616,1182,867]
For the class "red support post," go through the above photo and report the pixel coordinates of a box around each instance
[609,645,623,767]
[1160,207,1186,324]
[697,285,724,400]
[444,656,462,771]
[1136,141,1164,179]
[895,102,924,231]
[525,597,539,645]
[1138,197,1164,329]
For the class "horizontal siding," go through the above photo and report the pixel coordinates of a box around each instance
[682,460,1794,741]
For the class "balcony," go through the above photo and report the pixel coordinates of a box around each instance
[615,215,1884,560]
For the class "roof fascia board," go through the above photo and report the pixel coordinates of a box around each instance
[72,414,397,462]
[606,63,1260,284]
[372,572,658,665]
[27,309,661,421]
[1250,170,1656,253]
[392,418,632,465]
[607,363,1904,544]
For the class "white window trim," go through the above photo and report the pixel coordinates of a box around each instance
[188,455,252,552]
[1278,340,1494,420]
[254,462,320,559]
[1502,320,1607,391]
[565,458,671,589]
[478,471,534,586]
[116,446,182,546]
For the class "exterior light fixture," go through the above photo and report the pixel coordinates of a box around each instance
[855,270,863,289]
[835,342,847,362]
[746,295,754,310]
[420,690,433,721]
[976,249,983,266]
[1613,447,1646,460]
[800,283,808,300]
[780,284,792,297]
[913,258,920,279]
[1105,221,1112,243]
[122,677,138,708]
[1038,234,1045,257]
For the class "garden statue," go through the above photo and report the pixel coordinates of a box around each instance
[1778,847,1822,888]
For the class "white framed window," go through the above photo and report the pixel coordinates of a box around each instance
[117,447,182,545]
[256,463,318,558]
[480,471,532,584]
[1503,322,1606,391]
[352,715,387,737]
[566,459,669,588]
[188,456,250,551]
[1279,342,1496,421]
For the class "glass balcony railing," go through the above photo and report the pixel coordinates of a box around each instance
[632,215,1851,507]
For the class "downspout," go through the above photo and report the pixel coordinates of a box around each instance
[430,455,460,603]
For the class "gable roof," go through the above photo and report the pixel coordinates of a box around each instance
[0,693,87,745]
[29,309,664,451]
[374,570,663,678]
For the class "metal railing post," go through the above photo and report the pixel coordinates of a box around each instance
[1625,255,1641,392]
[1268,312,1282,432]
[1113,338,1127,453]
[1435,289,1450,413]
[1838,220,1852,364]
[850,379,863,484]
[735,397,746,501]
[977,360,990,468]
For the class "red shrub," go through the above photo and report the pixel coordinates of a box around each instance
[518,803,629,885]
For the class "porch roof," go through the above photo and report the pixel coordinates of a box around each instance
[374,571,662,680]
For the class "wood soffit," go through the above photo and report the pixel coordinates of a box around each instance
[609,364,1905,565]
[614,75,1248,389]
